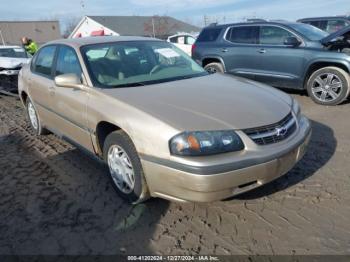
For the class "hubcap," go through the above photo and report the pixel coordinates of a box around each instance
[28,102,38,130]
[311,73,343,102]
[107,145,135,194]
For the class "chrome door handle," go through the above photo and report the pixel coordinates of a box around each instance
[258,49,266,54]
[222,48,228,53]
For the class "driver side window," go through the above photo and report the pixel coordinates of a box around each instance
[55,45,82,77]
[260,26,294,45]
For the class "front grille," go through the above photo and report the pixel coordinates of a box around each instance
[243,113,297,145]
[0,75,18,92]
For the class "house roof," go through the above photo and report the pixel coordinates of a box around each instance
[87,16,200,37]
[0,21,61,46]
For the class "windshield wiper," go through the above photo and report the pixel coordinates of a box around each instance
[111,82,146,88]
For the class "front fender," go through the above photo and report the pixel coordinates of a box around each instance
[304,57,350,79]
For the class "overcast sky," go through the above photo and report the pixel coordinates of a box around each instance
[0,0,349,28]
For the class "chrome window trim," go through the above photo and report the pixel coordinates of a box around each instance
[223,24,305,47]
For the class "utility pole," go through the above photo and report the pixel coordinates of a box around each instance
[203,15,209,26]
[152,17,155,38]
[0,30,5,46]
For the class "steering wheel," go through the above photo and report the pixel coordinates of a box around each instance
[150,64,166,75]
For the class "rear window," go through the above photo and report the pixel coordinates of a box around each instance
[226,26,259,44]
[197,28,222,42]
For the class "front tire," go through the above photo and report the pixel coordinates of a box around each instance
[103,130,150,204]
[306,66,350,106]
[204,62,224,74]
[26,98,46,135]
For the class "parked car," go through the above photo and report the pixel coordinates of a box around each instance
[298,16,350,33]
[167,33,196,56]
[18,36,311,204]
[0,46,30,93]
[192,21,350,105]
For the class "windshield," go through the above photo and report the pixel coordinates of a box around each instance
[289,23,328,41]
[0,48,28,58]
[81,41,207,88]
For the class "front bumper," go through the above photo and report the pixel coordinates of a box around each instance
[141,116,312,202]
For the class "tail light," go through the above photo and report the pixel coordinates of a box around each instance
[191,44,196,57]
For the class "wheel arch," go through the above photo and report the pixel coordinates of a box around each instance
[201,56,227,72]
[20,91,28,106]
[95,121,123,157]
[304,60,350,88]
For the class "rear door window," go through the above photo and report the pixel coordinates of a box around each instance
[168,36,178,43]
[259,26,294,45]
[226,26,259,44]
[197,28,222,42]
[33,45,57,77]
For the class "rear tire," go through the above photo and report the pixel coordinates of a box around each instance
[103,130,150,204]
[26,98,47,135]
[306,66,350,106]
[204,62,224,74]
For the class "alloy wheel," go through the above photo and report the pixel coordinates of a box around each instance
[311,73,343,102]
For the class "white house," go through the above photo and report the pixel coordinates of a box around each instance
[69,15,200,39]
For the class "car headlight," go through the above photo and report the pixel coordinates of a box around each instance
[169,130,244,156]
[292,98,301,119]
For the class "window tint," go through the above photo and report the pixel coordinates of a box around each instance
[34,46,56,77]
[326,19,349,33]
[260,26,294,45]
[197,28,222,42]
[227,26,258,44]
[55,46,82,76]
[169,36,178,43]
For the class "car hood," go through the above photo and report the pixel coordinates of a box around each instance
[101,74,292,130]
[320,25,350,45]
[0,57,30,69]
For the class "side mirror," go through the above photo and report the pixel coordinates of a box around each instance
[284,36,301,47]
[54,73,83,89]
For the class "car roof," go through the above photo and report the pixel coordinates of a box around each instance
[298,16,350,21]
[204,20,301,29]
[45,36,162,48]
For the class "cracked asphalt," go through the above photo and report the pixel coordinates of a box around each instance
[0,93,349,255]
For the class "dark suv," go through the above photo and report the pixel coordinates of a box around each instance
[298,16,350,33]
[192,21,350,105]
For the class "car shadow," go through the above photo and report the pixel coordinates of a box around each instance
[0,130,169,255]
[231,119,337,200]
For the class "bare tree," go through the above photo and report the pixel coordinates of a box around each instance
[62,17,81,38]
[143,16,179,39]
